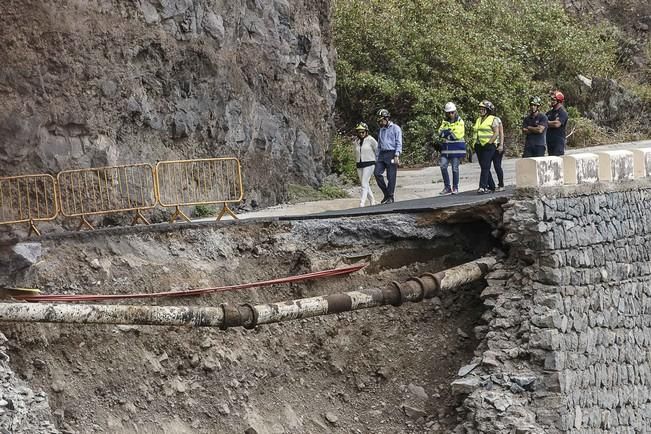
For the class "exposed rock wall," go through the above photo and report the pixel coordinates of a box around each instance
[457,181,651,433]
[0,0,335,206]
[0,332,59,434]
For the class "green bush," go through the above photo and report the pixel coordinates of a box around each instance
[565,117,612,148]
[287,183,350,203]
[319,184,349,199]
[192,204,215,218]
[287,184,318,203]
[334,0,620,165]
[331,134,358,183]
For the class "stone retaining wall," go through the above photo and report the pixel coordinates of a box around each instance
[456,149,651,433]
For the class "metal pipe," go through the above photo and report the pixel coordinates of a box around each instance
[0,256,496,329]
[0,304,224,327]
[432,255,496,292]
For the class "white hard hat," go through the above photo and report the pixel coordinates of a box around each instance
[444,102,457,113]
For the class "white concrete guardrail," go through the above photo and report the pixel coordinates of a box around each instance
[516,148,651,188]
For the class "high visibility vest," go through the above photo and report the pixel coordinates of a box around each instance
[438,118,465,141]
[473,115,496,147]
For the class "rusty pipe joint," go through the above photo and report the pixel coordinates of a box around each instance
[220,303,257,329]
[385,271,440,305]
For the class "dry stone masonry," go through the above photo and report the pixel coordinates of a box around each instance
[457,144,651,433]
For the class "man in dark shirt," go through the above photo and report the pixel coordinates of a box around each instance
[522,96,548,157]
[546,91,569,156]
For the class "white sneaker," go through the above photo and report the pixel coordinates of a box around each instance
[496,186,505,192]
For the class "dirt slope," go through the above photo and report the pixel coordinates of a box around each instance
[2,214,498,433]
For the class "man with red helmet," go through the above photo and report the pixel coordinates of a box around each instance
[546,91,569,156]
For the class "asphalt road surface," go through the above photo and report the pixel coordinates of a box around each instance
[201,139,651,221]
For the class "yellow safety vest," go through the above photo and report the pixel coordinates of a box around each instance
[438,118,465,141]
[472,115,496,148]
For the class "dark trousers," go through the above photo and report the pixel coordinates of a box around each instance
[492,150,504,188]
[522,144,546,158]
[477,144,496,190]
[374,150,397,198]
[547,142,565,156]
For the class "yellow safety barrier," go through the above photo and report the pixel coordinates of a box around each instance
[57,164,157,230]
[0,174,58,236]
[156,158,243,223]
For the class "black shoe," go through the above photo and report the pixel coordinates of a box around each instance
[385,196,394,204]
[380,196,389,204]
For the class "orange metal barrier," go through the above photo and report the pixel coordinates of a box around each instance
[0,174,58,236]
[156,158,243,222]
[57,164,157,230]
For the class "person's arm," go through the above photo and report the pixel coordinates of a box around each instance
[394,126,402,166]
[375,129,382,160]
[548,109,567,128]
[549,109,568,129]
[538,114,549,133]
[524,121,545,134]
[547,109,559,128]
[467,121,476,162]
[498,121,505,152]
[394,126,403,156]
[450,120,464,142]
[370,137,378,156]
[488,120,499,144]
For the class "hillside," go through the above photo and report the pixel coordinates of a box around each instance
[0,0,335,207]
[334,0,650,165]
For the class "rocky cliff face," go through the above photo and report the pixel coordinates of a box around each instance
[563,0,650,71]
[0,0,335,206]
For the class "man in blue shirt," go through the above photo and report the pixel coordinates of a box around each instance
[546,91,569,156]
[522,96,548,157]
[374,109,402,204]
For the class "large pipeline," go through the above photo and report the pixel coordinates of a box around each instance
[0,256,496,329]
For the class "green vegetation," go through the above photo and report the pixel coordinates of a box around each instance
[334,0,624,164]
[319,184,349,199]
[192,204,215,218]
[288,183,350,203]
[330,134,359,184]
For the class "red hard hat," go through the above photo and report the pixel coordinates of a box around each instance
[551,91,565,103]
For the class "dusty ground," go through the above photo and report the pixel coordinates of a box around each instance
[3,213,497,434]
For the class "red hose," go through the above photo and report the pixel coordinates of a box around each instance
[17,264,367,303]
